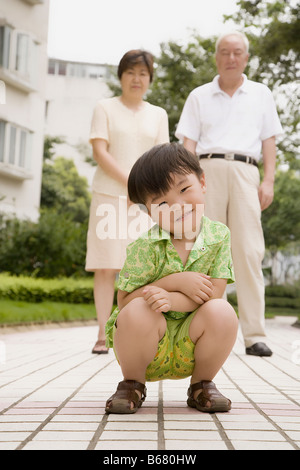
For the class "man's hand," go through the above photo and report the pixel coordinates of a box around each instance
[260,136,276,211]
[258,179,274,211]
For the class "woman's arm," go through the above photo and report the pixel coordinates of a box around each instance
[91,138,129,186]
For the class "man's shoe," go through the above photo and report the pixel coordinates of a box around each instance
[246,342,273,357]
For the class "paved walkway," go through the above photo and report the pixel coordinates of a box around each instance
[0,317,299,451]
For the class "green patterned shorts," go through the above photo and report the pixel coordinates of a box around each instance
[112,310,197,382]
[145,311,197,381]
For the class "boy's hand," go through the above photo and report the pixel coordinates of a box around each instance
[143,286,172,313]
[177,272,213,304]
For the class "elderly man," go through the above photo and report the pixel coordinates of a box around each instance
[176,31,282,356]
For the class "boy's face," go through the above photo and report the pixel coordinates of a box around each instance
[146,172,206,241]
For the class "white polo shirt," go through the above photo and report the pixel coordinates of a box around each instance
[175,75,283,160]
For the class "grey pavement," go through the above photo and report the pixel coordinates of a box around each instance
[0,316,299,451]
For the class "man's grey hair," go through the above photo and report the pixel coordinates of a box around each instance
[215,31,249,54]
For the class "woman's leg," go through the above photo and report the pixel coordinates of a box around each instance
[92,269,118,353]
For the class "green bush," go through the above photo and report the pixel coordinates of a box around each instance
[0,274,118,305]
[0,274,94,303]
[0,211,89,278]
[265,284,300,299]
[228,287,300,310]
[265,297,300,309]
[1,274,299,311]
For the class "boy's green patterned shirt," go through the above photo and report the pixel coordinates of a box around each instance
[106,216,235,347]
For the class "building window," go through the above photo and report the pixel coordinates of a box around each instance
[0,26,12,69]
[0,26,38,89]
[58,61,67,75]
[48,59,56,75]
[48,59,67,76]
[9,126,17,164]
[0,120,32,173]
[15,33,37,84]
[16,34,29,76]
[19,130,27,167]
[0,121,5,162]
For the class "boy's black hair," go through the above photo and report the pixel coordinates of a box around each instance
[128,143,203,206]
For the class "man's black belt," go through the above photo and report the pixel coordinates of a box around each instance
[199,153,258,167]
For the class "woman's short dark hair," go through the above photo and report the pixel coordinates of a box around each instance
[118,50,154,82]
[128,143,203,206]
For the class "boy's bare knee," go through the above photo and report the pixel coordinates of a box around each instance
[117,297,166,338]
[117,297,145,327]
[209,299,237,326]
[190,299,237,341]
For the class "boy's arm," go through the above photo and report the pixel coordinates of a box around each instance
[210,278,227,299]
[143,286,199,313]
[118,288,145,310]
[118,285,199,313]
[118,271,210,310]
[148,278,227,312]
[118,273,225,311]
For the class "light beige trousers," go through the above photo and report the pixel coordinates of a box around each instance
[200,158,266,347]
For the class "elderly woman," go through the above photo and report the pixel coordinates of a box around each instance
[86,50,169,354]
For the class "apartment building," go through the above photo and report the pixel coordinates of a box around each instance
[0,0,50,221]
[45,58,113,188]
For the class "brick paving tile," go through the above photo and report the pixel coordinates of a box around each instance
[0,316,299,451]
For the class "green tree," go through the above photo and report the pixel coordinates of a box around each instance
[262,169,300,250]
[262,169,300,284]
[225,0,300,168]
[0,211,87,278]
[43,135,65,161]
[0,137,92,278]
[105,35,217,141]
[148,36,216,141]
[41,157,91,224]
[41,136,91,224]
[225,0,300,86]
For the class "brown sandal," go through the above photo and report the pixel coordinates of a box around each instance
[92,340,109,355]
[105,380,147,414]
[187,380,231,413]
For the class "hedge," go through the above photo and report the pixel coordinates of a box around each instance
[228,285,300,310]
[228,295,300,310]
[0,274,95,304]
[0,274,299,309]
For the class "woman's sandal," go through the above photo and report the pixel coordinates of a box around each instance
[91,340,109,355]
[105,380,147,414]
[187,380,231,413]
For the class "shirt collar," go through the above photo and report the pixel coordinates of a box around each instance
[141,224,170,241]
[212,74,248,95]
[144,216,216,247]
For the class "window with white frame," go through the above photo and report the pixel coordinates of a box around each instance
[0,120,32,173]
[0,25,12,69]
[0,24,38,89]
[0,121,5,163]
